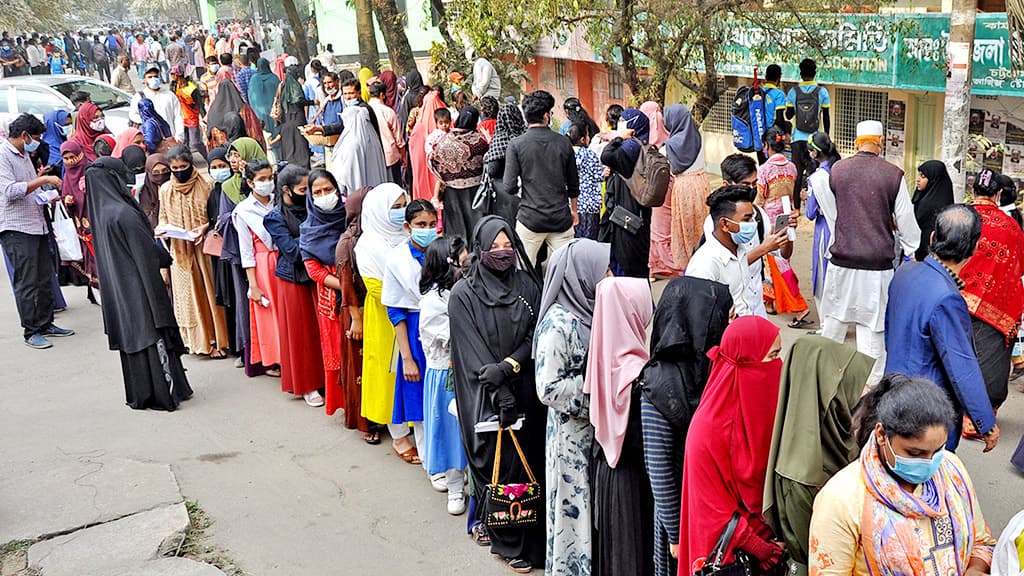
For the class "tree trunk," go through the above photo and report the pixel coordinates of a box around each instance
[372,0,417,77]
[431,0,461,54]
[355,0,381,73]
[690,32,721,125]
[614,0,642,102]
[942,0,977,201]
[281,0,310,63]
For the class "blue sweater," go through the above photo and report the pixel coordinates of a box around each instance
[263,208,306,284]
[884,257,996,449]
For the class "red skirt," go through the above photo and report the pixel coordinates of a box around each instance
[249,238,281,366]
[334,305,368,431]
[274,279,324,396]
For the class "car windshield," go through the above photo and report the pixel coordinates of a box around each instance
[50,80,129,110]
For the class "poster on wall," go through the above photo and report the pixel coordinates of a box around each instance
[970,109,986,136]
[885,99,906,166]
[966,96,1024,181]
[984,111,1008,142]
[1004,123,1024,174]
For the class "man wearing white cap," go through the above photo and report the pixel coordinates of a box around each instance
[820,119,920,386]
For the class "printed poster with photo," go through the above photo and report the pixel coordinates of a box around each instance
[984,110,1008,141]
[984,148,1005,172]
[1004,123,1024,175]
[887,100,906,131]
[969,109,986,136]
[885,129,905,165]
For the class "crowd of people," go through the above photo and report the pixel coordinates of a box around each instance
[2,38,1024,576]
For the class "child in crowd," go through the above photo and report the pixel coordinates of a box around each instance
[425,108,452,209]
[568,124,604,240]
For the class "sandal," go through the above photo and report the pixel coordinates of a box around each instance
[209,349,227,359]
[508,558,532,574]
[788,316,815,329]
[265,368,281,377]
[362,430,381,445]
[471,523,491,547]
[392,445,421,465]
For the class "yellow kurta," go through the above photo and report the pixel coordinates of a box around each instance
[361,277,397,424]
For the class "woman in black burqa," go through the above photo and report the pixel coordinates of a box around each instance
[86,156,192,411]
[448,215,546,573]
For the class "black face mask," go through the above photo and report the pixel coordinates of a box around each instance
[481,248,515,273]
[171,165,194,183]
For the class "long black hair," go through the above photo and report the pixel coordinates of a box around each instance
[851,373,955,448]
[564,97,600,140]
[810,131,841,168]
[420,236,466,295]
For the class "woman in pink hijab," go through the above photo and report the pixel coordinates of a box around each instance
[585,276,655,576]
[641,101,679,278]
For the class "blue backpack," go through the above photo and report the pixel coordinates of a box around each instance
[731,84,768,153]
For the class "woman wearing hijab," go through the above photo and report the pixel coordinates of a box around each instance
[60,141,99,300]
[355,184,413,449]
[247,58,280,133]
[585,276,655,576]
[158,145,230,357]
[663,104,709,271]
[299,170,348,407]
[449,215,545,573]
[379,70,398,109]
[429,105,489,240]
[334,186,376,439]
[86,157,192,411]
[677,316,785,576]
[409,89,446,201]
[640,101,678,278]
[763,336,873,576]
[805,132,841,316]
[138,97,173,154]
[278,63,312,168]
[139,154,171,230]
[204,147,237,355]
[913,160,955,262]
[113,127,145,159]
[483,103,527,225]
[398,69,424,139]
[42,109,72,166]
[333,105,388,194]
[70,101,110,162]
[358,67,374,102]
[599,108,651,278]
[639,276,732,576]
[206,79,266,150]
[533,239,611,576]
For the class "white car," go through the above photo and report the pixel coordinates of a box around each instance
[0,74,132,137]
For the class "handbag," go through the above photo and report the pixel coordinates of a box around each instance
[483,427,542,530]
[202,230,223,257]
[472,173,495,213]
[694,512,757,576]
[53,202,83,262]
[270,82,283,122]
[609,204,643,234]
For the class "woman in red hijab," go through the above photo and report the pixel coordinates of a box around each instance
[678,315,785,576]
[70,102,111,162]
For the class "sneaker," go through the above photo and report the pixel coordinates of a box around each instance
[303,391,325,407]
[430,473,448,492]
[447,493,467,515]
[24,334,53,349]
[233,357,244,369]
[41,324,74,337]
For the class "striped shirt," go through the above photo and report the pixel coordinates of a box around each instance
[0,139,45,235]
[641,397,683,567]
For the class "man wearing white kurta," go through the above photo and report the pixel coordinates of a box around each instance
[821,120,920,386]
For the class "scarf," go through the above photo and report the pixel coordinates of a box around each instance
[281,65,305,106]
[358,67,374,103]
[164,168,212,267]
[379,70,398,108]
[483,103,526,164]
[859,436,976,576]
[42,109,70,165]
[465,215,540,307]
[299,184,347,264]
[277,187,308,238]
[640,101,668,147]
[398,69,424,130]
[248,58,280,123]
[620,108,650,144]
[455,106,480,130]
[113,127,141,158]
[207,78,245,136]
[59,141,87,207]
[960,197,1024,339]
[584,277,653,468]
[353,183,409,280]
[70,102,109,162]
[331,106,387,194]
[913,160,955,260]
[533,239,611,357]
[222,137,267,203]
[140,154,169,229]
[138,97,172,153]
[664,103,702,174]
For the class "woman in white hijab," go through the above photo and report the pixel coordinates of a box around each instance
[332,105,388,194]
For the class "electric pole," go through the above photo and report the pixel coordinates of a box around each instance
[942,0,976,202]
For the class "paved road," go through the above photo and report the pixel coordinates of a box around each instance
[1,220,1022,575]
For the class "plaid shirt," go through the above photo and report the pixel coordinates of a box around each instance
[236,66,255,104]
[0,139,45,235]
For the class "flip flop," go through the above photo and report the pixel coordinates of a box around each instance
[362,430,381,445]
[788,317,815,329]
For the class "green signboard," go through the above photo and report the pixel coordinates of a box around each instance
[719,13,1021,97]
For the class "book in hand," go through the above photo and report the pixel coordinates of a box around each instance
[154,224,200,241]
[474,416,525,434]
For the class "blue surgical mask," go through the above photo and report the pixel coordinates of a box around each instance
[388,208,406,226]
[726,219,757,245]
[410,227,437,248]
[61,124,73,137]
[344,98,359,108]
[884,436,944,485]
[210,167,232,183]
[23,137,40,153]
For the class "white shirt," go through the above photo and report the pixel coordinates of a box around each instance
[686,228,754,317]
[149,40,166,63]
[701,206,770,318]
[471,58,501,100]
[419,288,451,370]
[129,88,184,141]
[232,195,275,269]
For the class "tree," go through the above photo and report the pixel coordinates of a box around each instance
[372,0,417,76]
[281,0,311,63]
[0,0,100,31]
[354,0,381,72]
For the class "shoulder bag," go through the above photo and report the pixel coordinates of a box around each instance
[483,427,542,530]
[694,512,757,576]
[609,204,643,235]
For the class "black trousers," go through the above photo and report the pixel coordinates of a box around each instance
[1,231,55,339]
[972,316,1012,408]
[388,162,402,185]
[791,140,810,210]
[95,59,111,82]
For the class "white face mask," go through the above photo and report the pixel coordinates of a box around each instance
[209,64,220,73]
[89,118,105,131]
[146,77,161,90]
[60,123,73,136]
[325,87,338,96]
[253,181,274,197]
[313,192,338,211]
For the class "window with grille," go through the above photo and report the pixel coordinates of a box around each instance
[555,60,567,91]
[832,87,888,157]
[608,67,624,100]
[703,88,737,135]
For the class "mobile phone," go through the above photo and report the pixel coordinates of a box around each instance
[773,214,790,234]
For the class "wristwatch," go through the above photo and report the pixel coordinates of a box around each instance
[503,357,521,374]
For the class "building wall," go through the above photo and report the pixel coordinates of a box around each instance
[523,57,633,130]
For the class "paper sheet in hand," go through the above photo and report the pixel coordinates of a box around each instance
[474,417,524,434]
[154,224,200,241]
[35,188,59,205]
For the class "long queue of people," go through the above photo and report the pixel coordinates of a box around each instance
[3,49,1024,575]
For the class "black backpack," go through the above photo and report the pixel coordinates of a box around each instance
[794,85,822,134]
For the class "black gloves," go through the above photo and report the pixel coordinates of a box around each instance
[477,361,513,391]
[494,384,518,428]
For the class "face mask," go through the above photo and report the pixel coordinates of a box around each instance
[172,166,194,183]
[411,227,437,248]
[146,77,161,90]
[89,118,105,132]
[210,167,232,183]
[727,219,757,245]
[325,87,338,96]
[883,436,945,485]
[481,248,516,272]
[209,64,220,73]
[151,171,170,185]
[253,181,274,197]
[23,137,40,153]
[314,192,338,211]
[60,123,73,137]
[344,98,359,108]
[388,208,406,226]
